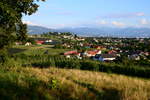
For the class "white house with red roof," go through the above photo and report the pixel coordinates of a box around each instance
[85,50,101,57]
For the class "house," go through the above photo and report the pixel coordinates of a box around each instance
[36,40,44,45]
[78,43,83,47]
[64,50,82,59]
[128,54,140,60]
[25,42,32,46]
[93,38,99,43]
[65,55,71,58]
[140,52,149,56]
[83,43,92,48]
[50,41,60,45]
[76,37,85,41]
[92,45,103,49]
[62,43,71,48]
[45,40,53,43]
[85,50,101,57]
[44,40,60,45]
[94,54,117,61]
[15,42,22,45]
[108,50,117,54]
[63,35,74,39]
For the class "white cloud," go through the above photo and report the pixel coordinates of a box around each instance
[22,20,51,28]
[22,21,38,26]
[23,20,45,26]
[95,20,127,27]
[111,21,125,27]
[140,19,149,25]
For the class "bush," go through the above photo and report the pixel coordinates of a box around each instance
[0,49,9,64]
[80,60,99,71]
[99,63,150,78]
[48,78,59,89]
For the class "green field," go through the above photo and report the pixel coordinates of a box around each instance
[9,45,71,56]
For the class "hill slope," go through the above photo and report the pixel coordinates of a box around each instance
[28,25,52,34]
[0,66,150,100]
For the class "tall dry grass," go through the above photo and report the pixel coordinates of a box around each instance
[3,66,149,100]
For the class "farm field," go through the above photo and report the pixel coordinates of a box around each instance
[9,45,71,56]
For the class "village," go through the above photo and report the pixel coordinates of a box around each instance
[15,32,150,64]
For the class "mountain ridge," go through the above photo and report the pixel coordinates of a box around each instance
[27,25,150,38]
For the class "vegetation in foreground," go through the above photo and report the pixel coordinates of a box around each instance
[0,66,149,100]
[7,45,150,78]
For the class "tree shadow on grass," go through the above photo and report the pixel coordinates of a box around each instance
[8,48,27,54]
[0,77,49,100]
[72,80,121,100]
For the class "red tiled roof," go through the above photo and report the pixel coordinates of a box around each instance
[108,50,117,54]
[36,40,44,44]
[64,50,78,55]
[87,50,100,55]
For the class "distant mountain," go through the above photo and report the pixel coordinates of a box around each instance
[56,27,150,38]
[27,25,52,34]
[27,25,150,38]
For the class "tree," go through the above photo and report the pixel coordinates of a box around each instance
[16,23,28,44]
[0,0,45,63]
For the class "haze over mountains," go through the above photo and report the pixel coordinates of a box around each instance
[28,25,150,38]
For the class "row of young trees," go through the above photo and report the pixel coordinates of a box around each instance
[0,0,45,63]
[12,54,150,78]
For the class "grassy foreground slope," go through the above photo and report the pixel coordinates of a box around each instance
[0,66,149,100]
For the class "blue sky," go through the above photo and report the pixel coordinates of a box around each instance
[23,0,150,28]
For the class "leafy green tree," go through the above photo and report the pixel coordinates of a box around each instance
[16,23,28,44]
[0,0,45,63]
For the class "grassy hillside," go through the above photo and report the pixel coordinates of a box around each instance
[0,66,149,100]
[3,45,150,99]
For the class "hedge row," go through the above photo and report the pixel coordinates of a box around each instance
[14,54,150,78]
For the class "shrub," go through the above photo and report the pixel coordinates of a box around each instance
[80,60,99,71]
